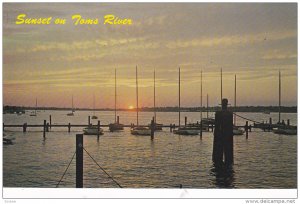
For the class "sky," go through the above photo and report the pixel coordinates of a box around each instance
[3,3,297,109]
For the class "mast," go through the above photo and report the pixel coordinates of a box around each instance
[72,95,74,112]
[115,68,117,123]
[154,69,156,123]
[221,68,223,104]
[179,67,181,127]
[136,66,139,126]
[200,70,203,123]
[279,70,281,123]
[234,75,236,126]
[93,93,95,115]
[206,94,209,118]
[35,98,37,115]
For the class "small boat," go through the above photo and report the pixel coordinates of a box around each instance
[67,95,75,116]
[273,126,297,135]
[233,126,245,135]
[91,93,98,119]
[130,127,151,136]
[3,138,13,145]
[109,122,124,132]
[30,98,38,116]
[173,126,200,135]
[83,125,104,135]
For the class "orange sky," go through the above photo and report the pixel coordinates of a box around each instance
[3,3,297,108]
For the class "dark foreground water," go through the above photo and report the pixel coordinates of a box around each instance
[3,111,297,188]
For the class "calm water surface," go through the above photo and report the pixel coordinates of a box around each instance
[3,111,297,188]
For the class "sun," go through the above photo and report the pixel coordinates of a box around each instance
[128,105,134,110]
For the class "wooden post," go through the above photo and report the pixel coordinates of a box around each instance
[200,122,203,139]
[88,116,91,125]
[49,115,52,129]
[245,121,248,139]
[117,116,120,124]
[97,120,100,140]
[150,119,155,140]
[76,134,83,188]
[185,116,187,127]
[68,123,71,133]
[212,99,233,166]
[46,123,49,132]
[23,123,27,132]
[269,118,272,132]
[170,124,172,132]
[287,119,290,126]
[43,120,46,138]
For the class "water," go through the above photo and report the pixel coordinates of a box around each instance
[3,110,297,188]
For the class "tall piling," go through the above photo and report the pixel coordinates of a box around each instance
[43,120,46,138]
[76,134,83,188]
[49,115,52,129]
[212,99,233,166]
[97,120,100,140]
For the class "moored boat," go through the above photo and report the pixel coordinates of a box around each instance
[130,127,151,135]
[83,125,104,135]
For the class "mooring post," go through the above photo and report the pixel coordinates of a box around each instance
[46,123,49,132]
[185,116,187,127]
[170,124,172,132]
[245,121,249,139]
[212,98,233,166]
[249,124,252,132]
[88,116,91,125]
[22,123,27,132]
[68,123,71,133]
[97,120,100,140]
[49,115,52,129]
[43,120,46,138]
[200,122,203,139]
[269,118,272,132]
[117,116,120,124]
[76,134,83,188]
[287,119,290,126]
[150,119,155,140]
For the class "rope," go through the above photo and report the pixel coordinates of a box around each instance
[56,151,76,187]
[233,112,263,124]
[83,147,123,188]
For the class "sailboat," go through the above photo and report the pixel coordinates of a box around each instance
[148,69,163,131]
[130,66,151,136]
[273,70,297,135]
[109,68,124,132]
[67,95,74,116]
[29,98,37,116]
[91,93,98,119]
[173,67,200,135]
[233,75,245,136]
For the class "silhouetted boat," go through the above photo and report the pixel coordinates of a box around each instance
[273,126,297,135]
[109,69,124,132]
[83,125,103,135]
[130,126,151,135]
[67,95,75,116]
[233,126,245,135]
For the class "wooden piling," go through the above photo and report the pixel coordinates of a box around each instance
[185,116,187,127]
[200,122,202,139]
[269,118,272,132]
[43,120,46,138]
[150,119,155,140]
[212,99,233,166]
[117,116,120,124]
[287,119,290,126]
[170,124,172,132]
[23,123,27,132]
[76,134,83,188]
[49,115,52,129]
[46,123,49,132]
[245,121,248,139]
[88,116,91,125]
[97,120,100,140]
[68,123,71,133]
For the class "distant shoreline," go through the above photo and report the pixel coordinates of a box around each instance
[3,105,297,113]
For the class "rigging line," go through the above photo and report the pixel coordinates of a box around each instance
[83,147,123,188]
[56,151,76,188]
[232,112,263,124]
